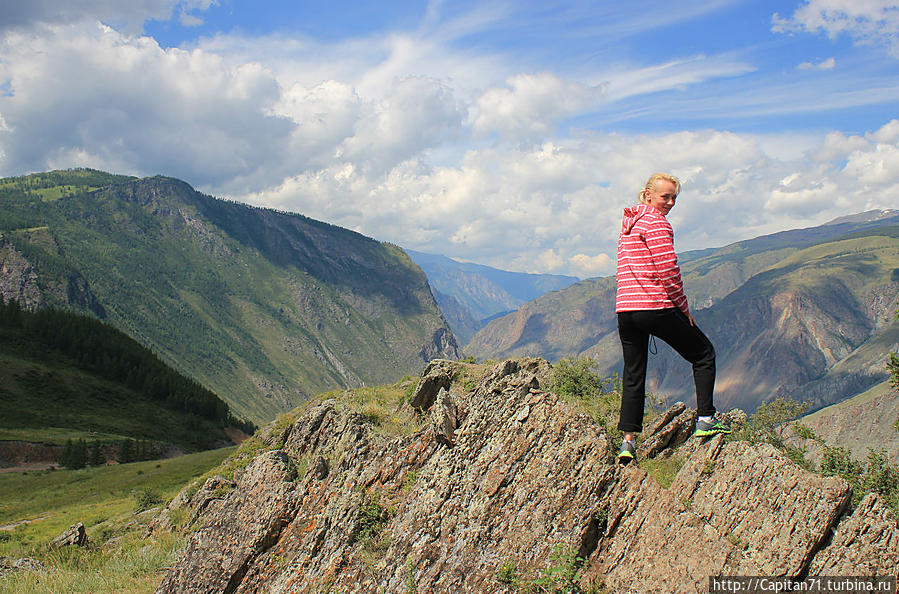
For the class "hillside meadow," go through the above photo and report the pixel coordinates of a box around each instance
[0,447,234,593]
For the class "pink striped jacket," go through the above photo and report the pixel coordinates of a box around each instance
[615,203,690,314]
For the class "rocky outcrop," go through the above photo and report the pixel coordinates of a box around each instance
[809,492,899,575]
[0,556,44,578]
[49,522,88,549]
[419,327,462,363]
[0,237,44,309]
[0,441,62,468]
[408,359,460,410]
[157,359,899,593]
[156,451,299,592]
[636,401,696,458]
[0,233,105,316]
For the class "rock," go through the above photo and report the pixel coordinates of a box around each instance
[155,451,299,593]
[0,556,45,578]
[50,522,88,548]
[581,465,758,592]
[637,402,696,459]
[156,358,890,593]
[409,359,459,410]
[429,387,457,445]
[722,408,748,428]
[808,492,899,577]
[668,440,852,576]
[151,475,237,533]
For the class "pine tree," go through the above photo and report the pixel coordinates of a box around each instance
[119,438,135,463]
[88,442,105,466]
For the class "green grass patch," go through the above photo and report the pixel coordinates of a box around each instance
[0,427,129,445]
[0,447,234,555]
[641,455,686,489]
[0,446,231,592]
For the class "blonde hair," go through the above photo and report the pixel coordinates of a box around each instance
[638,173,680,203]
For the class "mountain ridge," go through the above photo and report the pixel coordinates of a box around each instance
[467,217,899,414]
[0,170,459,423]
[406,248,578,344]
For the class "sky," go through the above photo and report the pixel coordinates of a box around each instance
[1,1,899,278]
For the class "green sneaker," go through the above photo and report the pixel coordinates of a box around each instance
[695,419,731,437]
[617,440,636,465]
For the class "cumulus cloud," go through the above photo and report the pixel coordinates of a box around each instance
[3,6,899,277]
[471,73,606,142]
[773,0,899,57]
[570,253,614,277]
[0,23,292,189]
[239,120,899,277]
[0,0,214,33]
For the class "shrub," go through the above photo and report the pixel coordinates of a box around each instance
[133,487,163,512]
[550,358,604,400]
[531,544,587,593]
[733,397,809,448]
[821,446,899,513]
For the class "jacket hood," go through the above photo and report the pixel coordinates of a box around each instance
[621,203,657,234]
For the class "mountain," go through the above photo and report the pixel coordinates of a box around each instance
[679,208,899,309]
[0,301,247,452]
[0,169,459,424]
[405,249,578,344]
[787,380,899,464]
[468,217,899,413]
[154,359,897,592]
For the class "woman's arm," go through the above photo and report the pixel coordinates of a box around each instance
[644,217,690,316]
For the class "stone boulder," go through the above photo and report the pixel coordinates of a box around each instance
[49,522,87,549]
[808,492,899,577]
[637,401,696,459]
[668,438,851,576]
[408,359,459,410]
[155,451,300,593]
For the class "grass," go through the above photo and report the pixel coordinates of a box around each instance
[0,528,183,593]
[0,447,234,559]
[0,427,129,445]
[640,455,687,489]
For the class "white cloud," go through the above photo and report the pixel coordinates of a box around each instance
[0,0,214,33]
[471,73,606,142]
[797,56,836,69]
[773,0,899,57]
[570,253,614,277]
[240,122,899,276]
[0,23,292,189]
[3,7,899,277]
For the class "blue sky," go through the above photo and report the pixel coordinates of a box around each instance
[1,0,898,277]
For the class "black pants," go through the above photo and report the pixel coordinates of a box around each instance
[617,308,716,433]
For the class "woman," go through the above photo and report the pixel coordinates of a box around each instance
[615,173,730,464]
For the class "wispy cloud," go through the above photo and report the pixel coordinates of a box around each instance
[2,1,899,276]
[797,56,835,69]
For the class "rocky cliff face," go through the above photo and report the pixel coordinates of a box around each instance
[0,233,105,315]
[154,359,898,593]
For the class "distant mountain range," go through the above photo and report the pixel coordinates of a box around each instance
[405,249,578,344]
[0,169,459,423]
[467,210,899,413]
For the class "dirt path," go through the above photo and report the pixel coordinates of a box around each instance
[0,514,51,531]
[0,462,57,474]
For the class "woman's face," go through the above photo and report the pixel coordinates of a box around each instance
[645,180,677,216]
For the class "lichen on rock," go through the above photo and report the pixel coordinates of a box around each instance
[155,358,899,593]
